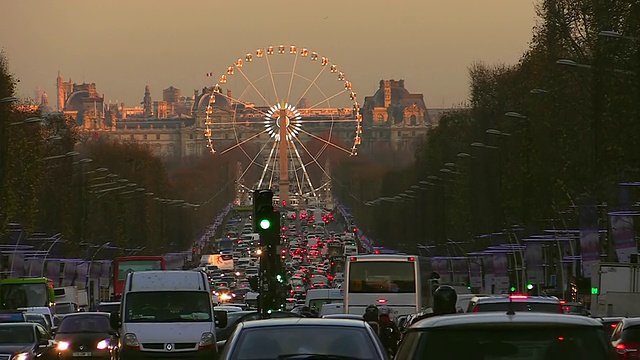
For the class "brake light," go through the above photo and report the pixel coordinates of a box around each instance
[472,305,479,312]
[350,257,357,261]
[559,300,566,304]
[616,344,626,350]
[611,324,618,329]
[509,295,528,300]
[408,257,415,261]
[377,298,388,304]
[558,337,564,341]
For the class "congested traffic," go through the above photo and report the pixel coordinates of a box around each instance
[0,204,626,359]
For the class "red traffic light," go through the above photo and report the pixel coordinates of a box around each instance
[353,227,358,233]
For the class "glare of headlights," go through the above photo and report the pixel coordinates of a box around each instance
[96,339,109,350]
[220,293,232,301]
[57,341,70,351]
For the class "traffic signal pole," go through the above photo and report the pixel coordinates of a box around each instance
[253,189,284,317]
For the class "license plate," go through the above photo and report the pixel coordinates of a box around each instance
[72,352,92,357]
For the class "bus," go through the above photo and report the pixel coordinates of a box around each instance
[112,256,165,300]
[0,277,56,310]
[219,238,233,254]
[344,255,421,317]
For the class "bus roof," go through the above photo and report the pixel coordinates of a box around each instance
[0,277,51,284]
[347,254,418,261]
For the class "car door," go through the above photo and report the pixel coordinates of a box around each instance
[35,324,56,359]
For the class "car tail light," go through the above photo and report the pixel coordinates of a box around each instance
[509,295,528,300]
[377,298,388,304]
[408,257,415,261]
[472,305,479,312]
[611,324,618,329]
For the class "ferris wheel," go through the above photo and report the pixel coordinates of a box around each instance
[203,44,363,204]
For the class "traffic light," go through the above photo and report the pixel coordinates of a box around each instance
[253,189,274,233]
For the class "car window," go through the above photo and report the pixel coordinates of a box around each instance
[58,315,111,333]
[621,325,640,342]
[232,326,376,359]
[0,326,35,343]
[396,330,420,359]
[36,324,49,340]
[412,326,610,360]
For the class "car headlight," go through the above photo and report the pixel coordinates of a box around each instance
[12,353,29,360]
[57,341,70,351]
[96,339,109,350]
[198,332,214,347]
[220,293,232,301]
[124,333,140,347]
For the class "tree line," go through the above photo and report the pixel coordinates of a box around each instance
[0,53,235,257]
[334,0,640,252]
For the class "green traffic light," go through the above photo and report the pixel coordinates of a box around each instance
[259,219,271,230]
[527,283,534,290]
[276,274,283,283]
[510,286,516,292]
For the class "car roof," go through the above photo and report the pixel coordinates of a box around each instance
[0,322,36,328]
[239,317,367,329]
[98,302,120,306]
[411,312,604,329]
[61,312,110,318]
[620,318,640,328]
[475,295,560,304]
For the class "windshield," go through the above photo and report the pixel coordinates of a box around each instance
[117,260,163,281]
[97,303,120,313]
[309,299,340,313]
[411,326,610,359]
[476,302,561,313]
[124,291,212,322]
[232,326,375,359]
[0,325,34,343]
[220,239,233,251]
[25,314,47,328]
[58,315,111,333]
[348,261,416,293]
[1,283,49,308]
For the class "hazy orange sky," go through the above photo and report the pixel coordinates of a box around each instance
[1,0,537,108]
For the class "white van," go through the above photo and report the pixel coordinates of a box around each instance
[305,289,343,314]
[112,270,227,360]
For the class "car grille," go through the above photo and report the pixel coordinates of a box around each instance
[142,343,197,350]
[0,355,10,360]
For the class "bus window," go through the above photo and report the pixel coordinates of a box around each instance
[348,261,415,293]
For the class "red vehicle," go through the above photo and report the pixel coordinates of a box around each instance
[112,256,165,300]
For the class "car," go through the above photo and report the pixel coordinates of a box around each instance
[597,317,625,339]
[0,322,58,359]
[25,313,50,332]
[397,312,614,359]
[218,318,387,359]
[95,302,120,314]
[54,312,119,360]
[469,294,563,313]
[609,317,640,357]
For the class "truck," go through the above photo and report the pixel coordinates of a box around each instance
[590,262,640,317]
[200,254,234,271]
[0,277,56,311]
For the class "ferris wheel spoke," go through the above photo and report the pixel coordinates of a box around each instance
[286,139,305,197]
[237,137,274,183]
[218,129,269,155]
[298,119,358,124]
[286,53,299,106]
[234,68,272,108]
[258,139,279,189]
[297,128,353,155]
[294,65,328,108]
[287,134,317,198]
[308,89,348,109]
[292,135,332,180]
[213,87,270,118]
[264,53,280,103]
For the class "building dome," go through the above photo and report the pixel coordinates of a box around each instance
[197,91,229,111]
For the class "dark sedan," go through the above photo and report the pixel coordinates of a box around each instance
[0,322,58,360]
[218,318,388,360]
[54,312,118,360]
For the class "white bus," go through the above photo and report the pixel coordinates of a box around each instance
[344,254,421,317]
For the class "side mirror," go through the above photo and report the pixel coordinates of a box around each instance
[109,312,121,330]
[214,310,228,328]
[216,339,227,351]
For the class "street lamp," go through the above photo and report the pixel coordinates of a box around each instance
[86,242,111,290]
[505,112,527,120]
[9,117,43,126]
[530,88,548,94]
[0,96,18,103]
[42,151,80,161]
[41,235,64,276]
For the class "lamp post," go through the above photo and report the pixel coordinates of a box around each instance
[86,242,111,295]
[0,97,18,103]
[41,234,64,276]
